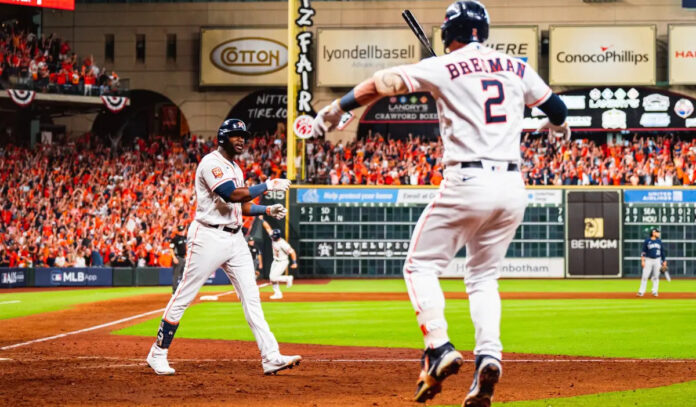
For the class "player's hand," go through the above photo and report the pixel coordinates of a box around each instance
[537,118,571,140]
[641,260,645,268]
[266,204,287,220]
[266,178,291,191]
[311,100,343,137]
[290,263,298,269]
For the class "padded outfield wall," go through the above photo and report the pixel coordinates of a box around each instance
[285,186,696,279]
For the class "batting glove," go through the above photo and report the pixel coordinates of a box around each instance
[266,204,287,220]
[311,100,343,137]
[537,118,571,140]
[266,178,291,191]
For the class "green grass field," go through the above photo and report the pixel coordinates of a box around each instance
[2,279,694,406]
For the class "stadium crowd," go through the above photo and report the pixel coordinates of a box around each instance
[0,26,121,95]
[1,130,695,268]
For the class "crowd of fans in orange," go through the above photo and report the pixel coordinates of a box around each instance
[1,130,695,268]
[0,26,121,95]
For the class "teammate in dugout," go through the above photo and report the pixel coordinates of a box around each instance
[637,227,668,297]
[262,221,297,300]
[312,1,570,405]
[146,118,302,376]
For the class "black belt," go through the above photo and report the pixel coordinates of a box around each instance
[201,222,241,234]
[460,161,519,172]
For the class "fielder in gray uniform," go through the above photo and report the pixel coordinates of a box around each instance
[638,228,667,297]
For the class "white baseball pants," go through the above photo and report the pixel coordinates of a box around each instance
[638,258,661,295]
[404,163,527,361]
[162,220,280,359]
[269,260,292,283]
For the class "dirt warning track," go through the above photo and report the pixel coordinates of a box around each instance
[0,290,695,406]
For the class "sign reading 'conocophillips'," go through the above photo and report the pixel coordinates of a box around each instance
[200,28,288,86]
[317,29,421,87]
[549,25,656,86]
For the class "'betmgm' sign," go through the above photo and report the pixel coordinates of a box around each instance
[567,191,622,277]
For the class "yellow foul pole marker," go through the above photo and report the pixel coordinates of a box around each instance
[287,0,299,180]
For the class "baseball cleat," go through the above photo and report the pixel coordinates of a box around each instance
[652,292,658,297]
[636,293,644,297]
[269,292,283,300]
[414,342,464,403]
[263,354,302,375]
[287,275,294,288]
[463,356,502,407]
[146,343,175,375]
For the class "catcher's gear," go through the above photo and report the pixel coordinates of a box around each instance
[267,204,287,220]
[217,118,251,147]
[271,229,282,241]
[441,1,490,49]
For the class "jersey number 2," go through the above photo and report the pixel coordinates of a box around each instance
[481,79,506,124]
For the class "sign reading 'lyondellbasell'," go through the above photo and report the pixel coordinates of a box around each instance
[200,28,288,86]
[550,25,656,86]
[669,25,696,85]
[432,26,538,70]
[317,28,420,87]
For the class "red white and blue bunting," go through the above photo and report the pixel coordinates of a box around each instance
[101,96,129,113]
[7,89,36,107]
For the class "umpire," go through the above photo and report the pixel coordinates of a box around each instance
[170,225,187,294]
[638,228,666,297]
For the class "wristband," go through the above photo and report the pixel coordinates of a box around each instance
[339,90,360,112]
[249,204,267,216]
[291,259,297,265]
[248,183,267,199]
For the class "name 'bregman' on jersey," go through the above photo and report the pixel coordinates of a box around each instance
[396,42,551,165]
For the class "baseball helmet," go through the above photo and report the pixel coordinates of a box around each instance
[271,229,281,240]
[441,1,490,48]
[217,118,251,147]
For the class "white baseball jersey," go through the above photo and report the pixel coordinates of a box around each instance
[396,42,551,165]
[272,239,292,262]
[195,150,245,227]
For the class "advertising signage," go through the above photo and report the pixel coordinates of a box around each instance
[669,25,696,85]
[523,87,696,132]
[549,25,656,86]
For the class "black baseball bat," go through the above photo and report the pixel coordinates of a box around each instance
[402,9,437,58]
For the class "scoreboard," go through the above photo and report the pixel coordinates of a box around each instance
[289,187,565,277]
[622,190,696,277]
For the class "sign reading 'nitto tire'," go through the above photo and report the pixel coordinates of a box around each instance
[566,191,622,277]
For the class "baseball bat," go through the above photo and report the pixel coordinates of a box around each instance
[402,10,437,58]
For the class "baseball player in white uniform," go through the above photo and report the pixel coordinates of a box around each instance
[146,118,302,376]
[262,221,297,299]
[312,2,570,405]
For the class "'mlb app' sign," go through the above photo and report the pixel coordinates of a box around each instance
[550,25,656,86]
[200,28,288,86]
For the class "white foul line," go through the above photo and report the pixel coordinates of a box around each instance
[0,300,20,305]
[2,282,274,351]
[0,308,165,351]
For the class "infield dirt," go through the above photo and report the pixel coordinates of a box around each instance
[1,291,695,406]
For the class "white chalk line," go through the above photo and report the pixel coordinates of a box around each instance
[1,282,275,351]
[0,308,165,351]
[0,300,20,305]
[6,356,696,365]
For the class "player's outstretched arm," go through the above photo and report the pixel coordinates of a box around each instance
[262,220,273,235]
[241,202,287,219]
[215,179,290,203]
[288,248,298,269]
[312,68,409,136]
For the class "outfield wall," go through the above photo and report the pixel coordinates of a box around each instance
[287,187,696,279]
